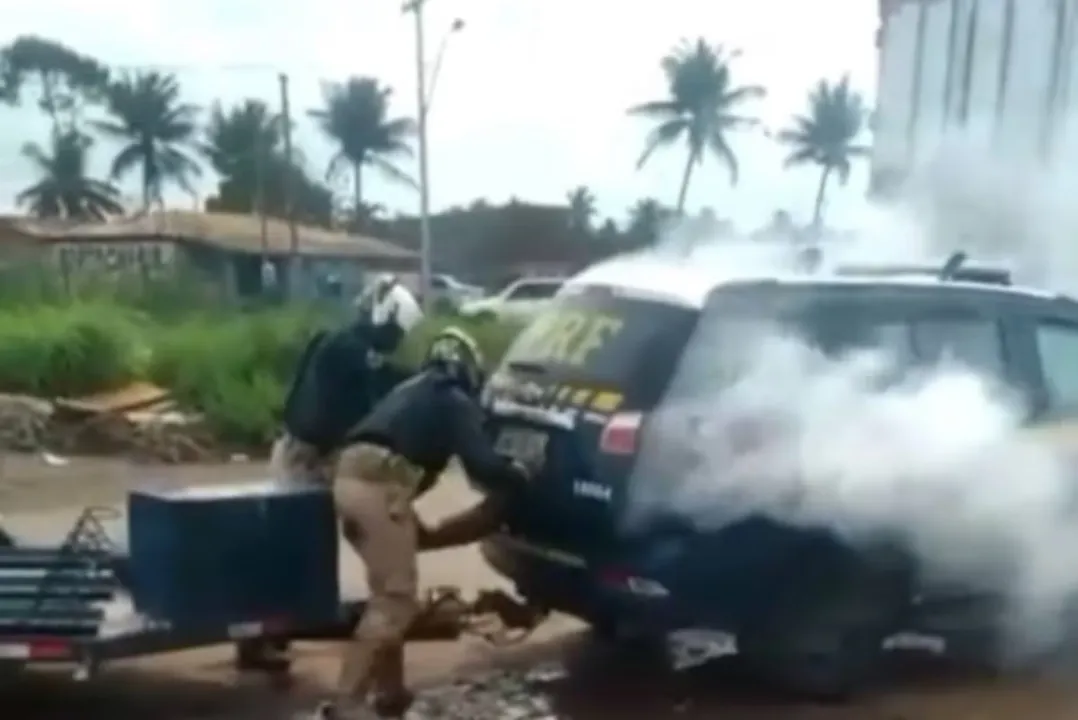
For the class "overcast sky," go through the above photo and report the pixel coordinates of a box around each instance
[0,0,879,229]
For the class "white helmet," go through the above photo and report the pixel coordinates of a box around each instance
[361,273,422,333]
[355,273,424,361]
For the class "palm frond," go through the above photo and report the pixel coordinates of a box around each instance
[635,118,686,168]
[706,128,739,184]
[628,100,682,119]
[369,156,417,189]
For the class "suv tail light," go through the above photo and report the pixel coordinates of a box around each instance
[600,412,642,455]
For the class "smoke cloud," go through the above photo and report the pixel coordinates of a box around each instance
[588,147,1078,661]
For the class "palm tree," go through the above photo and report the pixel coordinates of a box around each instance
[202,98,332,226]
[778,76,869,227]
[94,70,202,210]
[626,197,672,246]
[203,99,281,216]
[203,99,281,180]
[629,39,765,213]
[17,130,123,219]
[0,36,110,135]
[566,185,597,235]
[308,77,416,211]
[340,200,386,233]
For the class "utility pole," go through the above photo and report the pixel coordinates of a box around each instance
[279,72,300,300]
[255,145,274,296]
[411,1,434,310]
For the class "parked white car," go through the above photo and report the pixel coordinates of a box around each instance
[460,276,565,320]
[429,273,485,308]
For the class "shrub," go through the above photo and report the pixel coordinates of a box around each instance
[149,308,326,447]
[0,302,145,397]
[0,300,529,449]
[0,261,69,307]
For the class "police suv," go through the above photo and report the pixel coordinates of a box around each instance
[475,250,1078,698]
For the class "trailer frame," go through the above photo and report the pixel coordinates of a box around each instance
[0,505,366,681]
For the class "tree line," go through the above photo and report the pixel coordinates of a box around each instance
[0,35,869,245]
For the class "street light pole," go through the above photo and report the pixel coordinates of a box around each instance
[404,0,462,311]
[406,0,434,310]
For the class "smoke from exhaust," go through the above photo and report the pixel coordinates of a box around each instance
[589,145,1078,660]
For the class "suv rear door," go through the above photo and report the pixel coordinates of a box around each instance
[646,282,1022,505]
[640,282,1025,606]
[484,285,699,552]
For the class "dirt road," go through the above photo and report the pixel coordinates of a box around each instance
[3,452,1078,719]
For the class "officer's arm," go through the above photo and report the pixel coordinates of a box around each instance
[420,497,504,551]
[447,389,524,492]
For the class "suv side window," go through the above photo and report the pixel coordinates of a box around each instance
[913,317,1005,377]
[1035,320,1078,414]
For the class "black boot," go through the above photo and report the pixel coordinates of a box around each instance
[373,689,415,718]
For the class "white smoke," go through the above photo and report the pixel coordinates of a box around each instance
[584,148,1078,662]
[632,332,1078,659]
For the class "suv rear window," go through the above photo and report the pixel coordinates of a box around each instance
[666,284,1007,396]
[500,286,698,406]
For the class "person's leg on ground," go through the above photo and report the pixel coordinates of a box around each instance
[371,645,413,718]
[331,448,419,717]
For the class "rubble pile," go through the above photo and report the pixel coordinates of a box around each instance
[0,383,217,463]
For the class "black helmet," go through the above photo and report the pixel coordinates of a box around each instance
[424,327,485,395]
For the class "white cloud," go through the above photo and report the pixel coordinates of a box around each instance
[0,0,878,228]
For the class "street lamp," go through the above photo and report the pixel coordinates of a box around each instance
[402,0,464,310]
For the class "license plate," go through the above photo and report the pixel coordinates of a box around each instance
[495,427,549,469]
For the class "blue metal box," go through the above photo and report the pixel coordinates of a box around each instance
[127,481,339,629]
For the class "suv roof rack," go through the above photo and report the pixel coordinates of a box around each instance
[835,251,1012,286]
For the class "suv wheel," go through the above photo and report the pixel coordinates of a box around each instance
[587,616,668,668]
[740,550,907,701]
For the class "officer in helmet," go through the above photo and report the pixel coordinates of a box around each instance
[271,278,420,489]
[310,327,530,720]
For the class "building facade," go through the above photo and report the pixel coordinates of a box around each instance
[873,0,1078,193]
[0,211,419,303]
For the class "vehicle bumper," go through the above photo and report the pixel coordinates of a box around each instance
[479,534,698,634]
[481,521,858,636]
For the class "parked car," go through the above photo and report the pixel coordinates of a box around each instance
[427,274,485,309]
[460,277,565,320]
[470,252,1074,699]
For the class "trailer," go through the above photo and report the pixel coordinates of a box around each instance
[0,499,368,681]
[0,491,547,683]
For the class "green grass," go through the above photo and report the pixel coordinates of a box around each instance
[0,301,527,446]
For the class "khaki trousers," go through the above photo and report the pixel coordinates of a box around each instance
[332,442,425,706]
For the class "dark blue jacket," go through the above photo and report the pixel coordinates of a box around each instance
[346,368,526,496]
[282,325,377,452]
